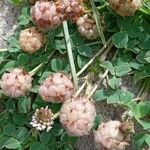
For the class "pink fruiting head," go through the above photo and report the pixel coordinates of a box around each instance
[60,97,96,136]
[94,120,131,150]
[19,27,46,54]
[108,0,142,16]
[0,68,32,98]
[31,1,64,30]
[39,73,74,103]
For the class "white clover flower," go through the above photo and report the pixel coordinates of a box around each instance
[30,106,55,132]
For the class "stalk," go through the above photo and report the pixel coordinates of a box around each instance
[0,49,7,52]
[63,21,78,89]
[87,70,108,99]
[87,51,117,99]
[84,3,108,13]
[29,63,43,76]
[29,51,55,76]
[90,0,106,47]
[77,38,112,77]
[52,111,60,120]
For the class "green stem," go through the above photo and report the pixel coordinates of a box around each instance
[139,7,150,16]
[87,69,108,99]
[137,81,147,98]
[52,111,60,120]
[29,51,55,76]
[0,48,7,52]
[85,3,108,13]
[29,63,43,76]
[87,51,117,99]
[76,38,112,77]
[63,21,78,88]
[90,0,106,47]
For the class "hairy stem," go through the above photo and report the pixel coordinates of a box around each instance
[29,63,43,76]
[52,111,60,120]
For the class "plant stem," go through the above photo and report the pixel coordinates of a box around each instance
[87,51,117,99]
[29,63,43,76]
[84,3,108,13]
[52,111,60,120]
[29,51,55,76]
[74,74,90,97]
[0,48,7,52]
[100,42,113,62]
[139,7,150,16]
[137,81,147,98]
[63,21,78,89]
[85,41,101,46]
[74,80,87,97]
[87,70,108,99]
[76,38,111,77]
[90,0,106,47]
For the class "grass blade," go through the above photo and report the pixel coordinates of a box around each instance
[90,0,106,47]
[63,21,78,88]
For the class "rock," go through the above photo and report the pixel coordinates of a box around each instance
[0,0,20,48]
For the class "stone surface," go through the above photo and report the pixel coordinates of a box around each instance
[0,0,19,48]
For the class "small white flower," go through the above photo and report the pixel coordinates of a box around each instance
[30,106,54,132]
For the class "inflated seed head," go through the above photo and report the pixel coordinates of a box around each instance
[108,0,142,16]
[31,1,64,29]
[19,27,46,54]
[94,120,131,150]
[76,14,99,40]
[60,97,96,136]
[30,106,54,132]
[39,73,74,103]
[0,68,32,98]
[56,0,83,21]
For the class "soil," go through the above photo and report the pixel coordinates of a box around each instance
[0,1,141,150]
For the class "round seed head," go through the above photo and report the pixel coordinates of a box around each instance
[39,73,74,103]
[108,0,142,16]
[31,1,64,29]
[60,97,96,136]
[0,68,32,98]
[19,27,46,54]
[94,120,131,150]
